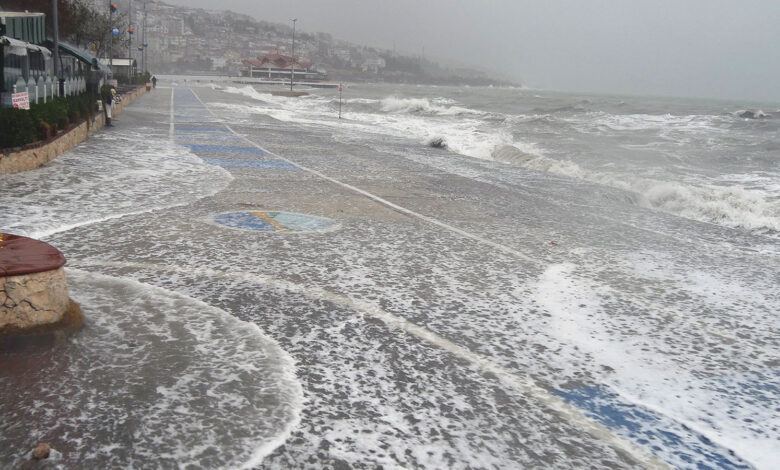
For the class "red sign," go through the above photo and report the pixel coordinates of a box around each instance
[12,91,30,110]
[339,84,343,92]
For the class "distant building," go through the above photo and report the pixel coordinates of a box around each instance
[99,58,138,77]
[362,57,386,74]
[241,54,327,81]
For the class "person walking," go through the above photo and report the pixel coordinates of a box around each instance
[152,76,157,88]
[102,86,116,127]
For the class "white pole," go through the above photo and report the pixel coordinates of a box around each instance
[52,0,59,78]
[290,18,296,91]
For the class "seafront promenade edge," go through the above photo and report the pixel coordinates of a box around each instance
[0,86,149,175]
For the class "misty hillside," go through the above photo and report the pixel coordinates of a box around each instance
[133,0,515,85]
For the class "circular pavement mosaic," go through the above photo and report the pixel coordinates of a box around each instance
[213,211,338,233]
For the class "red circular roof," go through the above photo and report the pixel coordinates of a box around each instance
[0,233,66,277]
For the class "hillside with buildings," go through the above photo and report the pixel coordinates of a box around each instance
[130,1,514,85]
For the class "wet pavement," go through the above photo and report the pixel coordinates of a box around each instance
[2,85,776,469]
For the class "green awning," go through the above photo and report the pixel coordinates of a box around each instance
[42,40,109,73]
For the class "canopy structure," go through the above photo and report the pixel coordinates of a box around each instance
[43,40,108,73]
[0,11,46,45]
[1,36,51,56]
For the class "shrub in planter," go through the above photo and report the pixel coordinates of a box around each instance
[0,108,35,148]
[77,99,89,121]
[68,105,81,123]
[37,120,52,140]
[34,98,67,131]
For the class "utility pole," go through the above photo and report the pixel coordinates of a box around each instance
[290,18,296,91]
[142,1,147,74]
[127,0,132,80]
[52,0,59,78]
[109,1,114,70]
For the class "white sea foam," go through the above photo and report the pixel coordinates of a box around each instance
[212,84,780,237]
[214,87,522,161]
[210,85,779,235]
[580,112,723,133]
[0,130,232,239]
[0,270,303,468]
[379,96,481,116]
[528,262,777,469]
[507,150,780,234]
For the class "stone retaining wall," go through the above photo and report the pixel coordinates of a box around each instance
[0,85,149,175]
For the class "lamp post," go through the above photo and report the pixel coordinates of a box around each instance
[109,2,114,70]
[109,0,114,71]
[127,0,133,80]
[142,1,147,73]
[290,18,296,91]
[52,0,59,78]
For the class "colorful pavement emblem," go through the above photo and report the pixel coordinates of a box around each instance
[214,211,338,233]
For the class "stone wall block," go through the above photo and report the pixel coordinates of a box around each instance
[0,268,69,332]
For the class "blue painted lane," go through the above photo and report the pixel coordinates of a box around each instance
[182,144,266,155]
[174,127,232,133]
[552,385,753,469]
[201,158,299,170]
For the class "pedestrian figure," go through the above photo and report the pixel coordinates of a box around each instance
[152,76,157,88]
[102,86,116,127]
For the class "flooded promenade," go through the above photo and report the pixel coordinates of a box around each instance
[1,84,776,469]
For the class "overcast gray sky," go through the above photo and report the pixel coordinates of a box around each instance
[170,0,780,103]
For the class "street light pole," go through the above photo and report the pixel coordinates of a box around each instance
[52,0,59,78]
[142,1,147,74]
[109,1,113,70]
[290,18,296,91]
[128,0,132,80]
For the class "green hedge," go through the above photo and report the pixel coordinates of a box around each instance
[1,92,98,149]
[0,108,36,148]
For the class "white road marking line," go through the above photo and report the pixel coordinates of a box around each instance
[169,87,175,140]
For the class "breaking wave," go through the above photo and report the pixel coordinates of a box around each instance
[379,96,482,116]
[492,145,780,234]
